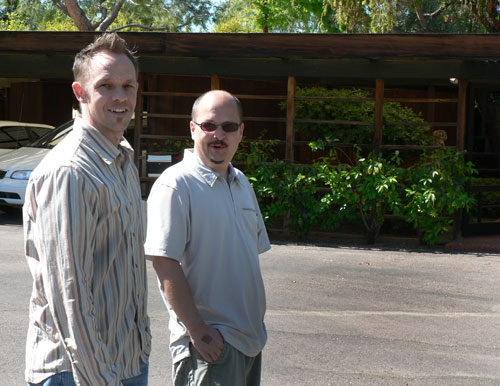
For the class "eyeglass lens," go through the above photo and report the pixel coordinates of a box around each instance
[198,122,240,132]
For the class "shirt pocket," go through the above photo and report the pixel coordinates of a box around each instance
[240,207,258,236]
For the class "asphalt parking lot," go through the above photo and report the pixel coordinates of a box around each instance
[1,208,500,386]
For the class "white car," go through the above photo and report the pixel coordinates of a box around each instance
[0,120,73,208]
[0,119,142,209]
[0,120,55,156]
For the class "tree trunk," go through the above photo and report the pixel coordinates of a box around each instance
[64,0,94,31]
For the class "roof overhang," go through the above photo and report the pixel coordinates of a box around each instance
[1,32,500,84]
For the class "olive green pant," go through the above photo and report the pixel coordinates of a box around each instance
[173,342,262,386]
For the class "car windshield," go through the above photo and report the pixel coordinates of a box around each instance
[0,124,53,149]
[27,120,74,149]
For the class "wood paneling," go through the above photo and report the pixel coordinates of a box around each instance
[373,78,384,153]
[456,79,469,150]
[2,33,500,82]
[286,77,296,162]
[3,32,500,60]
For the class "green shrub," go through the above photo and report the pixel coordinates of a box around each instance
[401,148,476,245]
[236,137,333,240]
[238,138,477,245]
[318,148,403,244]
[150,137,192,153]
[469,177,500,219]
[289,86,433,146]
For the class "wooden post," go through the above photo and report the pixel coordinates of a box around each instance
[453,79,469,239]
[373,78,384,154]
[211,75,220,90]
[426,86,436,131]
[134,72,144,169]
[286,76,296,163]
[456,79,468,151]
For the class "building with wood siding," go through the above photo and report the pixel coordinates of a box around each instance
[1,31,499,237]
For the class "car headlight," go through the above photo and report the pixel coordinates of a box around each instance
[10,170,32,180]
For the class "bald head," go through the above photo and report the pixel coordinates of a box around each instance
[191,90,243,123]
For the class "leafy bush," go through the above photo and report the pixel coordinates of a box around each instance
[401,148,476,245]
[469,177,500,219]
[318,148,403,244]
[289,86,433,146]
[150,137,193,153]
[236,137,333,240]
[237,136,477,245]
[254,162,329,240]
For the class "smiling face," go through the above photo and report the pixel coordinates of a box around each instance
[72,50,138,146]
[190,91,244,178]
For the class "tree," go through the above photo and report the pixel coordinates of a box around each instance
[215,0,500,33]
[0,0,216,32]
[49,0,123,31]
[115,0,215,32]
[252,0,340,32]
[213,0,261,32]
[1,0,77,30]
[329,0,500,33]
[213,0,340,32]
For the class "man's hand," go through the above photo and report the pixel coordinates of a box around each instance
[189,323,224,363]
[152,256,225,363]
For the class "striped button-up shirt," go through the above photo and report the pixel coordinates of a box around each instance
[23,117,151,386]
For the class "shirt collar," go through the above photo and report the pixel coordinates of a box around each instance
[74,116,133,165]
[183,148,238,187]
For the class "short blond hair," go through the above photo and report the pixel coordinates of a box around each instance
[73,33,138,82]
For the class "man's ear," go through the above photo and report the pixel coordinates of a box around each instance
[239,122,245,140]
[72,82,86,104]
[190,121,196,139]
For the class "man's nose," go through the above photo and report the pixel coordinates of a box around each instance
[213,125,226,138]
[113,87,128,101]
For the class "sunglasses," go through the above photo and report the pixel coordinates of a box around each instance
[193,121,241,133]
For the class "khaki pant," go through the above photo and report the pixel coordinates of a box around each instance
[173,342,262,386]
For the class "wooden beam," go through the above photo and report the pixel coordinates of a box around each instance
[453,79,469,239]
[0,54,74,79]
[456,79,469,150]
[373,78,384,154]
[211,75,220,89]
[4,32,500,60]
[426,86,436,131]
[3,53,500,81]
[286,76,296,163]
[141,92,286,100]
[137,57,487,80]
[134,72,144,169]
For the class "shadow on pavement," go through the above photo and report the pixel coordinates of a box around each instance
[269,231,499,256]
[0,207,23,226]
[2,206,497,256]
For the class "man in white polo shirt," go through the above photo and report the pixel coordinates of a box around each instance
[145,90,271,386]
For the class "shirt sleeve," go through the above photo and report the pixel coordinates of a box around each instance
[28,167,122,386]
[250,183,271,254]
[144,177,190,261]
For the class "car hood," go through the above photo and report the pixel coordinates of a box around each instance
[0,148,14,157]
[0,146,50,171]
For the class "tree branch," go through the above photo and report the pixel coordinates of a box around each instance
[60,0,93,31]
[414,5,428,31]
[51,0,69,16]
[423,1,454,18]
[110,23,172,32]
[89,0,106,30]
[98,0,125,31]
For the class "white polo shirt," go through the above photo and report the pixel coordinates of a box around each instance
[145,149,271,363]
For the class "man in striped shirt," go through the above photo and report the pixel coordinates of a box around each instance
[23,33,151,386]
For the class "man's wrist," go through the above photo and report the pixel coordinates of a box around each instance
[187,319,207,339]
